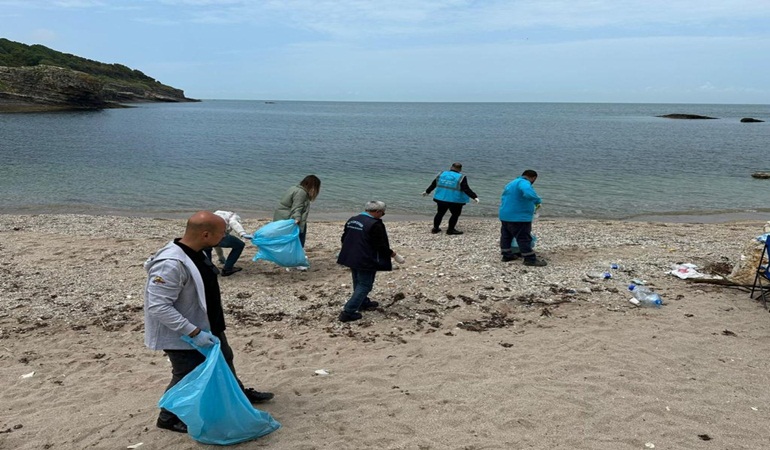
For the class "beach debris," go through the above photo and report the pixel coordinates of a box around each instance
[314,369,329,376]
[668,263,721,280]
[722,330,737,337]
[645,443,655,448]
[752,407,758,411]
[697,434,712,441]
[457,312,514,332]
[0,424,23,434]
[20,371,35,379]
[587,271,612,279]
[127,443,144,449]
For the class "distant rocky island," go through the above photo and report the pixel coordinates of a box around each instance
[656,113,718,120]
[0,38,198,112]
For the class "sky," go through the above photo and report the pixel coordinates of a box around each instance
[1,0,769,103]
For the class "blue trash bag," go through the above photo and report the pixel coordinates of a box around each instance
[158,337,281,445]
[251,219,309,267]
[511,233,538,252]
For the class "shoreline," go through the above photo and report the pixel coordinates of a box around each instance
[2,207,769,224]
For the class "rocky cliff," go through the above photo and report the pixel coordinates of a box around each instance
[0,65,109,111]
[0,38,197,112]
[0,65,197,112]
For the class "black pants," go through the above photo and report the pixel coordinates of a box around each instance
[500,221,536,261]
[433,200,464,231]
[158,331,244,422]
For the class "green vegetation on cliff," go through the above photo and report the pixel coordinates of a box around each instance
[0,38,195,111]
[0,38,156,84]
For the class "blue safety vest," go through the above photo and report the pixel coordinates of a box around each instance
[433,171,470,204]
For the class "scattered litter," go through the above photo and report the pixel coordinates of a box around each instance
[631,278,646,285]
[751,407,758,411]
[20,371,35,379]
[127,443,144,449]
[668,263,721,280]
[645,443,655,449]
[587,271,612,279]
[314,369,329,376]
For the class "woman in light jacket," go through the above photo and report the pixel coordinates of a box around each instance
[273,175,321,248]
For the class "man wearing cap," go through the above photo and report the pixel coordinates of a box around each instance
[336,201,405,322]
[422,162,479,235]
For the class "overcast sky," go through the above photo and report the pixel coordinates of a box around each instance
[2,0,769,103]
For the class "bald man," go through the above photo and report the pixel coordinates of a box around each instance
[144,211,274,434]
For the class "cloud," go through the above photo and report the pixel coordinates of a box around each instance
[150,0,770,39]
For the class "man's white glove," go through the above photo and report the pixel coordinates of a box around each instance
[394,253,406,264]
[241,233,253,240]
[473,197,480,204]
[191,330,219,348]
[421,191,429,197]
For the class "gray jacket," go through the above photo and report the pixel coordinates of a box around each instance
[273,185,310,231]
[143,241,211,351]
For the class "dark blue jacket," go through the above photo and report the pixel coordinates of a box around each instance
[337,213,393,271]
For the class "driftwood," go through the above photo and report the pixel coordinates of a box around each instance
[683,277,754,292]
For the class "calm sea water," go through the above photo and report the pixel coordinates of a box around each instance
[2,101,769,221]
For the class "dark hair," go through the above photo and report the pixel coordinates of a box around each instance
[451,162,463,171]
[299,175,321,201]
[522,169,538,178]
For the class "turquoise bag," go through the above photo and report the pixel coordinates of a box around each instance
[158,338,281,445]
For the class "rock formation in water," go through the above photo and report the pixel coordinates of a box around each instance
[740,117,765,123]
[656,114,718,120]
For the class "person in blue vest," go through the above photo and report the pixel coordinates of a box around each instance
[336,201,406,322]
[499,169,547,267]
[422,162,479,235]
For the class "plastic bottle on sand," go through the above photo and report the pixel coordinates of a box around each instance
[628,284,662,308]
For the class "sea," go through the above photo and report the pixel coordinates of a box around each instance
[2,101,769,222]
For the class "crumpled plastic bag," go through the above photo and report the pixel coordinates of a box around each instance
[158,337,281,445]
[251,219,308,267]
[669,263,721,280]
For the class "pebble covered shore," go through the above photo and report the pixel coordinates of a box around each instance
[1,214,765,339]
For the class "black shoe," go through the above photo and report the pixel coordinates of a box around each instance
[157,417,188,434]
[222,267,243,276]
[244,388,274,404]
[501,254,519,262]
[446,229,464,235]
[339,311,363,322]
[361,300,380,311]
[523,258,547,267]
[431,228,441,234]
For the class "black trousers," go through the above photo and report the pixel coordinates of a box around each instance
[433,200,464,230]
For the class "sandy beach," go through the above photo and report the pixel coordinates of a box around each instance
[2,213,770,449]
